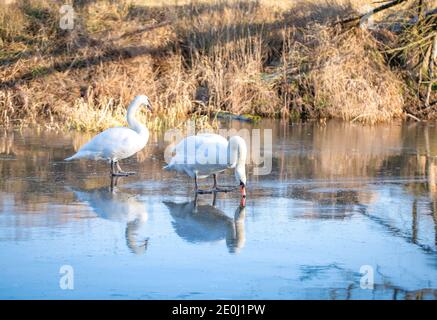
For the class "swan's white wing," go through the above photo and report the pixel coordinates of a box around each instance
[166,133,229,177]
[71,127,147,161]
[172,134,228,164]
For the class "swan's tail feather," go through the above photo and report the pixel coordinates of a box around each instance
[163,164,172,171]
[64,154,78,161]
[64,150,100,161]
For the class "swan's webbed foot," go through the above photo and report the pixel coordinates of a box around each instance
[196,189,215,194]
[195,174,235,194]
[214,186,238,193]
[115,171,136,176]
[110,161,135,177]
[195,186,238,194]
[111,172,131,177]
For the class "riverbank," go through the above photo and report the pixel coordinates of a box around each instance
[0,0,435,131]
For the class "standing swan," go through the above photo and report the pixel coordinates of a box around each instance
[65,95,152,176]
[164,133,247,197]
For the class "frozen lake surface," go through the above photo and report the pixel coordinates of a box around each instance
[0,120,436,299]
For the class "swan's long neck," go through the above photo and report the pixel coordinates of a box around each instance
[127,98,148,137]
[126,220,147,255]
[226,206,246,253]
[228,136,247,169]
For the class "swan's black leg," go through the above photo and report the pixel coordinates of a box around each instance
[111,160,127,177]
[212,191,217,206]
[195,173,214,194]
[110,176,119,191]
[111,160,124,176]
[196,173,235,194]
[110,160,116,176]
[117,161,135,176]
[213,174,237,193]
[212,173,227,193]
[195,174,205,193]
[194,192,198,205]
[113,161,135,176]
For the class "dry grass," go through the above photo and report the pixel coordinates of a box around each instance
[0,0,426,130]
[309,28,404,123]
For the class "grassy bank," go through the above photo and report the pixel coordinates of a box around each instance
[0,0,435,131]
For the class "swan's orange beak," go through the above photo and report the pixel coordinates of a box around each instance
[239,181,246,206]
[240,196,246,207]
[240,184,246,198]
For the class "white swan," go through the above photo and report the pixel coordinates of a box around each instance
[65,95,152,176]
[164,133,247,197]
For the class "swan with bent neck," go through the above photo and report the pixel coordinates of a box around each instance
[164,133,247,197]
[65,95,152,176]
[163,200,246,253]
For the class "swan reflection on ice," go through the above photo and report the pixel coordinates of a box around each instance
[163,198,246,253]
[68,180,149,254]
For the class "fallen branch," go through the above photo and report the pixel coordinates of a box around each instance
[334,0,407,27]
[385,33,435,53]
[405,113,421,121]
